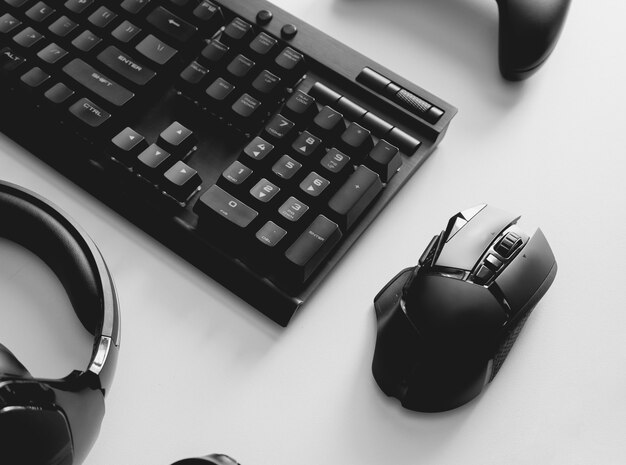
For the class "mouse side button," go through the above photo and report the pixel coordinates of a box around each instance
[494,229,557,315]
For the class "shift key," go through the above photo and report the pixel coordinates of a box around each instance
[284,215,342,283]
[63,58,134,107]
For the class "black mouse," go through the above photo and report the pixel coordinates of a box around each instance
[372,205,557,412]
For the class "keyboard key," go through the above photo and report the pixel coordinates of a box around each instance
[157,121,195,155]
[226,54,255,80]
[193,1,224,31]
[231,93,262,125]
[263,114,295,143]
[111,127,148,164]
[65,0,93,14]
[0,14,21,35]
[97,46,156,86]
[205,77,235,107]
[311,106,345,141]
[256,221,287,248]
[283,90,316,123]
[179,60,207,89]
[26,2,55,23]
[44,82,74,104]
[195,185,258,229]
[243,136,274,163]
[319,148,352,179]
[163,161,202,202]
[292,131,322,159]
[0,47,26,77]
[88,7,117,29]
[299,172,330,199]
[37,43,68,64]
[274,47,305,84]
[63,58,134,107]
[199,39,228,65]
[71,30,101,53]
[111,21,141,43]
[339,122,373,160]
[248,33,277,61]
[13,27,44,48]
[221,17,253,47]
[284,215,342,283]
[279,197,308,223]
[249,178,279,203]
[361,111,393,138]
[69,98,111,128]
[4,0,28,7]
[328,165,383,231]
[146,7,197,43]
[20,66,50,89]
[120,0,151,15]
[221,160,252,186]
[48,16,77,38]
[135,35,177,65]
[272,154,301,180]
[251,70,280,98]
[364,140,402,182]
[136,144,172,182]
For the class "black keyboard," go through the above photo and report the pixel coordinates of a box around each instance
[0,0,457,325]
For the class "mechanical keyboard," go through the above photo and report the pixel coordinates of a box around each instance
[0,0,457,325]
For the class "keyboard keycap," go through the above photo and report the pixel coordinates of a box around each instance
[221,160,252,186]
[136,144,172,182]
[274,47,305,84]
[263,114,295,143]
[44,82,74,104]
[20,66,50,89]
[0,14,21,35]
[251,70,280,98]
[292,131,322,159]
[284,215,342,283]
[63,58,134,107]
[135,34,177,66]
[48,16,77,38]
[195,185,258,229]
[256,221,287,248]
[179,60,207,89]
[146,7,197,43]
[193,1,224,31]
[205,77,235,108]
[157,121,195,155]
[299,172,330,199]
[242,136,274,164]
[65,0,93,14]
[71,30,101,53]
[163,161,202,201]
[272,154,301,180]
[283,90,316,123]
[26,2,55,23]
[249,178,279,203]
[97,46,156,86]
[37,43,68,64]
[69,97,111,128]
[111,21,141,43]
[88,7,117,29]
[327,165,383,231]
[111,127,148,164]
[199,39,228,66]
[319,148,352,179]
[221,17,253,47]
[364,140,402,182]
[0,47,26,77]
[231,93,262,125]
[248,33,277,61]
[13,27,44,48]
[339,122,373,160]
[226,54,255,80]
[278,197,308,223]
[311,106,345,141]
[120,0,151,15]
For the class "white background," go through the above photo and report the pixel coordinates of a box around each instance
[2,0,626,464]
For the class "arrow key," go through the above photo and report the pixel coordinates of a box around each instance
[242,136,274,166]
[110,127,148,166]
[135,144,173,183]
[157,121,196,156]
[163,161,202,202]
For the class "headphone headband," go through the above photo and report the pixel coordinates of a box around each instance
[0,180,120,464]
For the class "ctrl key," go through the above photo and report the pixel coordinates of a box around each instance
[284,215,342,283]
[69,98,111,128]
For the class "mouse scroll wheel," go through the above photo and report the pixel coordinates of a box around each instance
[495,232,523,257]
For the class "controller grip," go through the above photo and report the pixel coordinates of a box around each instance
[496,0,571,80]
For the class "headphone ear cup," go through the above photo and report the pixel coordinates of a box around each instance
[0,343,32,378]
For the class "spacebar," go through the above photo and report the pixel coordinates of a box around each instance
[63,58,134,107]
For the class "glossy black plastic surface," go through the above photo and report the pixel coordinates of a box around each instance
[496,0,572,80]
[372,205,557,412]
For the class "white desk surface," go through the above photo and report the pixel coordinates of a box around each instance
[1,0,626,464]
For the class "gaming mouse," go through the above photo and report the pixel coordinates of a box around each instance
[372,205,557,412]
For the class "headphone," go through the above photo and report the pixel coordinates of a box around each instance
[0,181,120,465]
